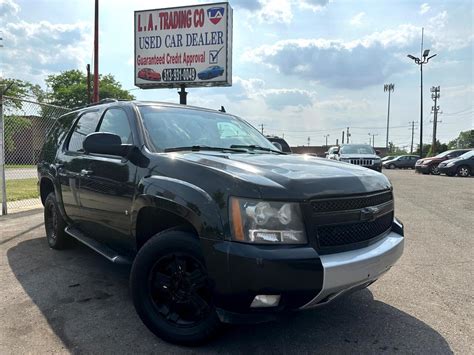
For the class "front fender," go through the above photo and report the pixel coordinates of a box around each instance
[131,175,225,240]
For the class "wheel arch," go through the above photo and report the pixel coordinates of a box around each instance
[131,175,225,251]
[39,176,55,206]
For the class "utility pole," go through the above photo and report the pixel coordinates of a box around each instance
[341,131,345,145]
[430,86,441,154]
[260,124,264,135]
[368,133,378,147]
[384,83,395,149]
[346,127,350,143]
[86,64,92,104]
[324,134,330,147]
[93,0,99,103]
[307,137,310,147]
[407,28,437,158]
[409,121,418,154]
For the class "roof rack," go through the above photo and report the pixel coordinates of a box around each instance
[85,98,119,107]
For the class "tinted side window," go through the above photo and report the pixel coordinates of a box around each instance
[68,111,100,152]
[98,108,133,144]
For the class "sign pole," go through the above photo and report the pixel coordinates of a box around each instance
[179,85,187,105]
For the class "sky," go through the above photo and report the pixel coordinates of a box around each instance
[1,0,473,148]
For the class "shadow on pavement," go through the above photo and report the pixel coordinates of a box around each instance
[7,237,453,354]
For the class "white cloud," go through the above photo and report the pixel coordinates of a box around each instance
[1,0,91,84]
[234,0,331,24]
[0,0,19,19]
[297,0,331,12]
[419,3,430,15]
[350,12,365,26]
[243,10,473,89]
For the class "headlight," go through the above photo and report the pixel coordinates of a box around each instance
[446,162,456,167]
[229,197,307,244]
[422,160,432,165]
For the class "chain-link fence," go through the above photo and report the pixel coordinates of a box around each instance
[0,95,70,215]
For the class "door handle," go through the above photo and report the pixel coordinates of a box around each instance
[81,169,94,176]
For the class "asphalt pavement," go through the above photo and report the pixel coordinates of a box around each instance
[0,169,472,354]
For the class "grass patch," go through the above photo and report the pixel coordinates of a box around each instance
[5,164,36,169]
[6,178,39,201]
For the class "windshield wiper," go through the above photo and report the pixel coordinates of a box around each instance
[164,145,248,153]
[230,144,286,154]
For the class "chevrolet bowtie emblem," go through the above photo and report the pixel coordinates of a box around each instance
[360,206,379,222]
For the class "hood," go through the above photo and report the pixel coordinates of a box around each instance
[174,152,391,200]
[418,156,444,164]
[339,153,379,159]
[439,157,460,166]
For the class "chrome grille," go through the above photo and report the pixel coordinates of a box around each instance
[350,158,373,166]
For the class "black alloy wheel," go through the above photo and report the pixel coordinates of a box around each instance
[456,165,471,177]
[149,253,212,326]
[130,230,221,345]
[44,192,69,249]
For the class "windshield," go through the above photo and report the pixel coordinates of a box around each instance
[459,150,474,159]
[434,150,455,158]
[139,106,277,153]
[340,145,375,155]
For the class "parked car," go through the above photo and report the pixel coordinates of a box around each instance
[333,144,382,172]
[381,155,396,162]
[266,135,292,153]
[38,100,404,344]
[438,150,474,177]
[383,155,419,169]
[415,149,471,175]
[138,68,161,81]
[197,65,224,80]
[325,146,339,159]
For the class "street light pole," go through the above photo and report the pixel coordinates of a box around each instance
[384,84,394,150]
[407,28,437,158]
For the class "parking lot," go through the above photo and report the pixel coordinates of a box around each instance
[0,169,472,354]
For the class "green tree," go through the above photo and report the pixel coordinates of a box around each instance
[0,78,46,109]
[448,130,474,149]
[45,70,134,109]
[388,142,408,155]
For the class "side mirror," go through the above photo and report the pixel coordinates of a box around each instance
[446,154,453,159]
[272,142,283,151]
[83,132,132,157]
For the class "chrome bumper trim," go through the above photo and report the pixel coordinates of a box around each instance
[300,231,404,309]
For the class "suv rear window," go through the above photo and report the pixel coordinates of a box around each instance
[67,111,100,152]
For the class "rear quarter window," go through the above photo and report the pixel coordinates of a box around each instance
[67,111,101,152]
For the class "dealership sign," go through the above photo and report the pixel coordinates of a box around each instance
[134,2,233,89]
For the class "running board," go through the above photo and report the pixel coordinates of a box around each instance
[65,226,132,265]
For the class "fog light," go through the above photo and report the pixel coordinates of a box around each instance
[250,295,281,308]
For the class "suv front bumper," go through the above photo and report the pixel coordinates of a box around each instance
[300,230,403,308]
[207,219,404,322]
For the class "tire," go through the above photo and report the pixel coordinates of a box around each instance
[389,163,396,169]
[456,165,471,177]
[430,164,440,175]
[130,230,220,345]
[44,192,69,250]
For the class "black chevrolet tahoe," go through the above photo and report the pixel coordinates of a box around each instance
[38,100,404,344]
